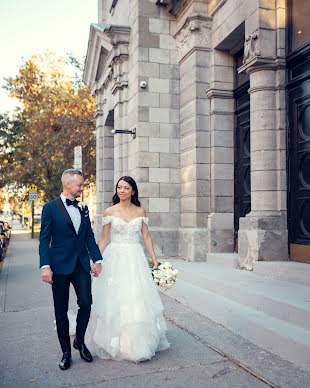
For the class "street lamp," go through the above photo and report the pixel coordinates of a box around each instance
[111,128,136,139]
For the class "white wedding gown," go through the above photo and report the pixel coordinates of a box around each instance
[84,216,170,362]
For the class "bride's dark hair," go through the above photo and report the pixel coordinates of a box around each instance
[112,176,141,206]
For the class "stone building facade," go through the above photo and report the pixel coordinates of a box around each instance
[83,0,310,269]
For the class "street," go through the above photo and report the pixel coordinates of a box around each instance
[0,225,309,388]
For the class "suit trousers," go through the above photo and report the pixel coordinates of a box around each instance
[52,260,92,353]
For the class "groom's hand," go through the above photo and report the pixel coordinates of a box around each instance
[41,268,53,284]
[91,263,102,277]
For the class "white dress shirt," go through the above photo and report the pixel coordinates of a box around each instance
[60,193,81,234]
[41,193,101,269]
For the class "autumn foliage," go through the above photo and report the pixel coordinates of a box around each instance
[0,52,96,201]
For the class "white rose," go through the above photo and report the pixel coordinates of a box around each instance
[172,269,178,276]
[163,262,171,269]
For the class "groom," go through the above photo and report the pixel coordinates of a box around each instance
[39,169,102,370]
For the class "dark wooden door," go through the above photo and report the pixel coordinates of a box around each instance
[287,43,310,262]
[234,81,251,250]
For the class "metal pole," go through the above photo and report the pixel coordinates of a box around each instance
[31,201,34,239]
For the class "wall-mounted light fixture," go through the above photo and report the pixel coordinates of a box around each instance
[111,128,136,139]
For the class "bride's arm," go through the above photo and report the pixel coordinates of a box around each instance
[141,220,159,269]
[98,223,111,254]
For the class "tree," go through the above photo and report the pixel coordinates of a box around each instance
[1,51,96,201]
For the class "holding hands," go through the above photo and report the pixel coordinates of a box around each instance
[91,262,102,277]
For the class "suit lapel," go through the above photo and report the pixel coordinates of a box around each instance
[56,196,77,235]
[77,207,84,235]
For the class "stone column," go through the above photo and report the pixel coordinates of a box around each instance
[174,15,212,261]
[238,63,288,269]
[206,49,235,253]
[93,106,114,240]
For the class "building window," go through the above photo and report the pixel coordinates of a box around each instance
[290,0,310,52]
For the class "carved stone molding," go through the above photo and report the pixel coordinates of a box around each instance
[243,31,260,65]
[84,24,131,96]
[174,16,211,62]
[156,0,192,18]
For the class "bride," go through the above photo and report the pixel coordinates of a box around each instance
[85,176,170,362]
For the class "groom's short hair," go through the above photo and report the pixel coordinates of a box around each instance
[61,169,83,185]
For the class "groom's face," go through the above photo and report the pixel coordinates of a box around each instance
[68,175,84,199]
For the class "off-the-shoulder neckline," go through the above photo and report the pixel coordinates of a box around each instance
[103,215,148,224]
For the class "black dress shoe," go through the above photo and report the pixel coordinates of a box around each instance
[59,352,71,370]
[73,338,93,362]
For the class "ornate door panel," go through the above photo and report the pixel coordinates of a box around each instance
[288,43,310,262]
[234,82,251,249]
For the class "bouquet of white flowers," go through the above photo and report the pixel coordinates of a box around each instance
[150,261,178,290]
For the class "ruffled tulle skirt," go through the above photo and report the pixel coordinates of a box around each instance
[84,242,170,362]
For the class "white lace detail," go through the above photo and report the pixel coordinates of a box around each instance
[102,216,149,244]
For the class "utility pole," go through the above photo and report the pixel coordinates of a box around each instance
[31,201,34,239]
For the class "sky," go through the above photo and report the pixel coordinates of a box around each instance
[0,0,98,113]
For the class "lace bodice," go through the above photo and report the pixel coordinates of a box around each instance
[102,216,148,244]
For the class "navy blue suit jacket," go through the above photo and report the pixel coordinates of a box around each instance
[39,197,102,274]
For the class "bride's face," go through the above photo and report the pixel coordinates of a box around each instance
[117,180,134,201]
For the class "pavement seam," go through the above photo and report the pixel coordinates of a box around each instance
[164,314,280,388]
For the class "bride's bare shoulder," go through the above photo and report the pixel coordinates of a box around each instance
[137,206,146,217]
[104,205,118,217]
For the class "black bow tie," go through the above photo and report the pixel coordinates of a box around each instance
[66,198,78,207]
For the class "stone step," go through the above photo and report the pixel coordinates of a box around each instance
[253,261,310,287]
[163,259,310,371]
[164,278,310,371]
[206,252,238,268]
[175,262,310,331]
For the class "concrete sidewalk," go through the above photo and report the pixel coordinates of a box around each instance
[1,225,310,388]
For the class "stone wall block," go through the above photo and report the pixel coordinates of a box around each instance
[160,123,179,138]
[160,94,179,109]
[251,91,276,111]
[212,180,234,196]
[251,130,276,151]
[149,198,170,212]
[211,147,233,163]
[131,167,149,182]
[160,64,180,80]
[138,92,160,107]
[169,138,180,153]
[251,191,278,211]
[251,170,278,191]
[251,110,277,130]
[211,164,233,180]
[160,34,177,50]
[160,183,180,198]
[149,48,170,64]
[149,18,170,34]
[148,78,170,93]
[138,17,160,48]
[137,122,160,137]
[149,167,170,182]
[149,107,170,123]
[138,106,149,121]
[149,137,170,153]
[160,153,179,168]
[139,182,160,197]
[213,196,234,213]
[137,151,159,167]
[181,196,197,212]
[138,62,159,77]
